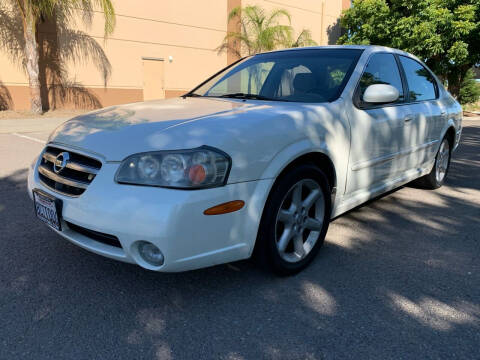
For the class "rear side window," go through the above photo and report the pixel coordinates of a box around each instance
[399,56,437,101]
[358,53,404,103]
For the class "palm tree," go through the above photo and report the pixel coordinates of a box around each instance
[290,29,317,48]
[218,5,292,57]
[10,0,115,114]
[218,5,317,58]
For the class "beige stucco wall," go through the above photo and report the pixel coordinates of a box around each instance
[62,0,228,92]
[244,0,344,46]
[0,0,348,110]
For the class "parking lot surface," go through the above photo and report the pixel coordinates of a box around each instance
[0,118,479,359]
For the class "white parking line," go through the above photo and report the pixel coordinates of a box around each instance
[12,132,45,144]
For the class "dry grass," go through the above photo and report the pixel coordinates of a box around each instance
[463,101,480,115]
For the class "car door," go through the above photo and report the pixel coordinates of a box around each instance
[345,52,409,196]
[397,55,444,170]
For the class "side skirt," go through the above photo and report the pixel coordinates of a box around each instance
[331,161,434,218]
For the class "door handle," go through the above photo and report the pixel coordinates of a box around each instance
[440,111,447,117]
[404,115,414,122]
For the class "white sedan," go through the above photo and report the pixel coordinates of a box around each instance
[28,45,462,275]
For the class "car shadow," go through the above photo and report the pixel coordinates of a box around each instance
[0,123,478,359]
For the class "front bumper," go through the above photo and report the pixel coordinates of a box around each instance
[28,155,273,272]
[454,127,462,151]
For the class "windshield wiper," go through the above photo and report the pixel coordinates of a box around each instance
[186,92,290,102]
[182,92,202,98]
[216,93,278,101]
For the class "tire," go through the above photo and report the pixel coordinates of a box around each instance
[255,163,331,276]
[413,136,451,189]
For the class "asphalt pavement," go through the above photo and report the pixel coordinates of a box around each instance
[0,118,479,359]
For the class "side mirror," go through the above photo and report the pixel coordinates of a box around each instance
[363,84,399,104]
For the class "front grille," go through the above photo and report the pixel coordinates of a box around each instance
[38,146,102,197]
[65,221,122,248]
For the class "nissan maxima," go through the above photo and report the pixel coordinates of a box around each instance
[28,45,462,275]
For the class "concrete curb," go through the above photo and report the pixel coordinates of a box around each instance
[463,116,480,121]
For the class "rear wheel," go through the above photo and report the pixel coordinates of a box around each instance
[414,136,451,189]
[255,164,331,275]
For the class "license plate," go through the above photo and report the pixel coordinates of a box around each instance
[33,190,62,231]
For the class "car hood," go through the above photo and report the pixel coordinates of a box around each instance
[48,97,263,160]
[47,97,347,184]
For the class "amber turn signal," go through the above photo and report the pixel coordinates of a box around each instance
[203,200,245,215]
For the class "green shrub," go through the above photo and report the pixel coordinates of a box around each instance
[458,69,480,105]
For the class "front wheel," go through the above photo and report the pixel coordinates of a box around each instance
[414,136,451,189]
[255,164,331,275]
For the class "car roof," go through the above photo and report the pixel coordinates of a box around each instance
[255,45,438,88]
[258,45,412,57]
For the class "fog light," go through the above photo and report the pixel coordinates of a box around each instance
[137,241,164,266]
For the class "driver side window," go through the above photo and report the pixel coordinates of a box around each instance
[206,62,274,96]
[274,63,352,101]
[276,65,311,98]
[359,53,404,104]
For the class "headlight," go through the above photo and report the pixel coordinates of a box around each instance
[115,146,231,189]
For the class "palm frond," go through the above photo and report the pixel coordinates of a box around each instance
[291,29,317,48]
[265,9,291,28]
[243,5,265,27]
[227,6,241,22]
[94,0,115,35]
[219,5,315,56]
[14,0,116,36]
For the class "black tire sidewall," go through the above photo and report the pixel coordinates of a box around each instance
[431,137,452,188]
[256,164,331,275]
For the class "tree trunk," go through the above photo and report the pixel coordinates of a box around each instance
[24,13,42,114]
[447,77,461,99]
[447,65,470,100]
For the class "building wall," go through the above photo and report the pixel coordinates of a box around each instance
[245,0,344,46]
[0,0,349,111]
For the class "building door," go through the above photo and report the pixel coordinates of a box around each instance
[142,57,165,101]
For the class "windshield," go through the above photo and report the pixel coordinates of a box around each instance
[189,49,363,103]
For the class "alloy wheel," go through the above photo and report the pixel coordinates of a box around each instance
[435,138,450,183]
[275,179,325,263]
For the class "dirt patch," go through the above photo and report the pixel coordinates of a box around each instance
[463,111,480,119]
